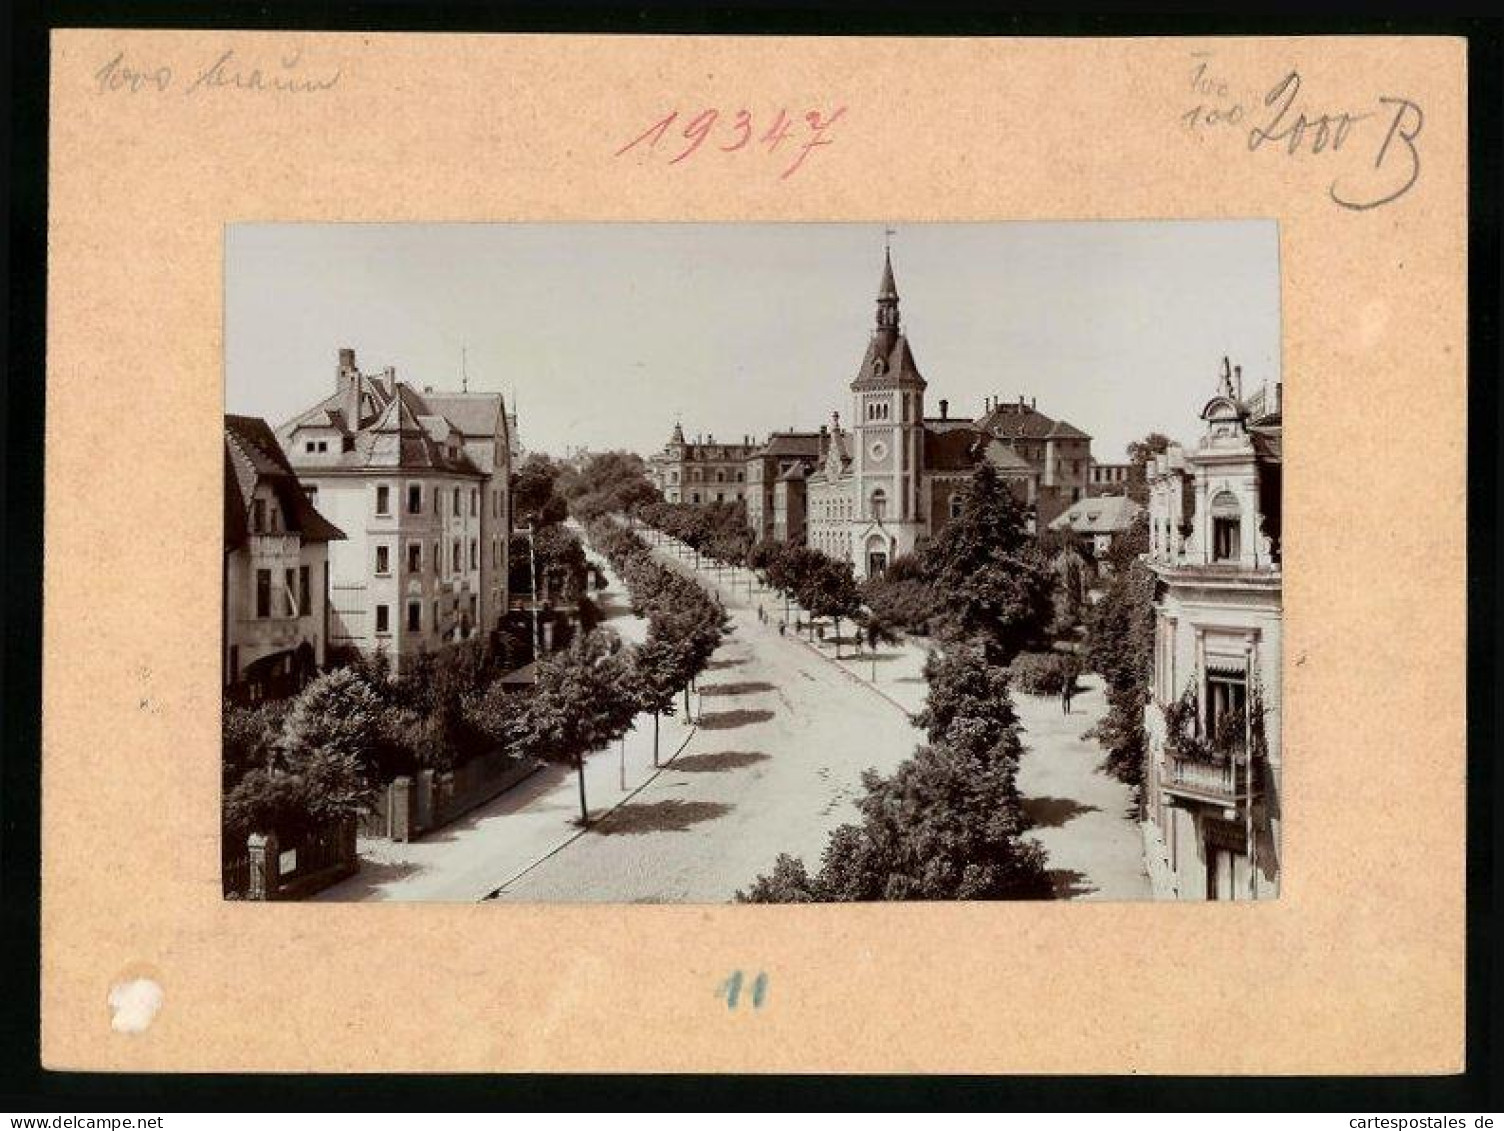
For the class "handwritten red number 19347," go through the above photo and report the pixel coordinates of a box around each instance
[615,106,848,180]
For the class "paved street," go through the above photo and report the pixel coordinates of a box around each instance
[644,541,1151,902]
[318,531,1148,903]
[489,544,924,903]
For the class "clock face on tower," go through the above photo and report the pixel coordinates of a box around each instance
[868,440,888,461]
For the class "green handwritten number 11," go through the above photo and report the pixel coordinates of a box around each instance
[719,970,768,1010]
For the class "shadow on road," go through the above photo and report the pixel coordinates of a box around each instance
[672,751,770,773]
[1022,795,1100,829]
[705,657,745,671]
[594,799,733,835]
[1046,867,1099,900]
[699,681,776,697]
[697,708,775,730]
[322,857,425,901]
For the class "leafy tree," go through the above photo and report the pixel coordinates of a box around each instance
[860,573,945,636]
[1124,432,1171,503]
[222,700,289,789]
[1083,550,1156,789]
[512,454,570,528]
[804,556,862,657]
[629,633,683,766]
[920,463,1053,662]
[737,741,1050,903]
[913,642,1023,762]
[512,628,637,825]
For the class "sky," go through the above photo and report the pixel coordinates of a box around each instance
[225,222,1280,462]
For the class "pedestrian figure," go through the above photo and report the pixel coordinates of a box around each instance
[779,622,786,637]
[1061,658,1078,715]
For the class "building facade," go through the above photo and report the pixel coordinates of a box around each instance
[224,415,345,703]
[802,249,1097,579]
[1086,459,1140,497]
[277,348,514,675]
[646,424,759,506]
[746,431,825,542]
[1049,493,1145,558]
[1141,361,1282,901]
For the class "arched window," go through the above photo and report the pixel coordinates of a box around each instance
[1210,491,1241,562]
[870,488,887,521]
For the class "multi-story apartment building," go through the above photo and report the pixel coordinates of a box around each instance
[1141,360,1282,901]
[224,415,345,703]
[745,431,824,542]
[277,348,514,674]
[646,424,759,506]
[1086,459,1140,497]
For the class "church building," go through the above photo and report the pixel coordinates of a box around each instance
[804,246,1098,579]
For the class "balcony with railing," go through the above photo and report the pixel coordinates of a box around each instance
[1162,751,1258,811]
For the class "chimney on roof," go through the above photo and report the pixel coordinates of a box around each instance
[1019,395,1025,406]
[1234,365,1243,402]
[939,398,949,421]
[1031,396,1036,409]
[339,348,361,429]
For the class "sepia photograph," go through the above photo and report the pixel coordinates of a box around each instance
[220,221,1283,905]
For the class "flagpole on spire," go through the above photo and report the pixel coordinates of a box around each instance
[461,346,469,393]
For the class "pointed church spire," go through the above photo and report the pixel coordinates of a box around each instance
[876,234,900,339]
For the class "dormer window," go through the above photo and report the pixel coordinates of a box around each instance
[1210,491,1241,562]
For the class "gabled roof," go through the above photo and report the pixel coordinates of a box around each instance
[422,393,506,439]
[762,431,823,459]
[278,374,490,477]
[1045,419,1091,440]
[1048,494,1143,535]
[224,415,345,551]
[779,462,807,482]
[974,401,1087,442]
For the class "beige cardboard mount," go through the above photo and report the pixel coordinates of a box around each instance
[44,31,1465,1074]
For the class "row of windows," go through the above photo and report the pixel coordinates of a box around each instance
[374,593,479,635]
[375,483,493,519]
[253,565,312,619]
[669,469,745,485]
[373,536,502,577]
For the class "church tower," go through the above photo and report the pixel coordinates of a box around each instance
[849,243,927,577]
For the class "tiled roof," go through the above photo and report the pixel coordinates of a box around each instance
[923,426,982,472]
[762,431,823,458]
[1045,419,1091,440]
[280,374,489,477]
[1048,494,1143,535]
[224,415,345,550]
[975,402,1075,441]
[851,333,925,390]
[980,438,1037,473]
[422,393,505,439]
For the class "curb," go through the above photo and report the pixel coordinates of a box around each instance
[480,718,701,901]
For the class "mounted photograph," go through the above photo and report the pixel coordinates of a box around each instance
[221,221,1283,905]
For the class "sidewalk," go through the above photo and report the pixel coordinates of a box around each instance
[660,536,1150,901]
[314,544,699,902]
